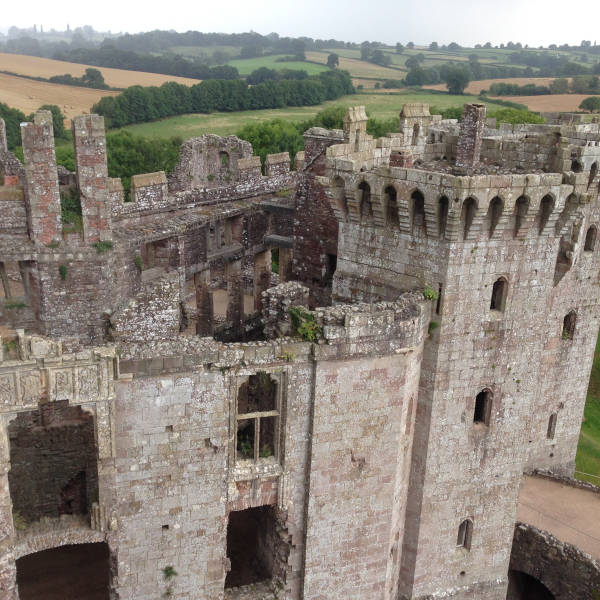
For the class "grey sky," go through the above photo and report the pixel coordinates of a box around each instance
[2,0,600,47]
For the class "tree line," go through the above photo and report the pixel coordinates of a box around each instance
[487,76,600,96]
[92,71,355,128]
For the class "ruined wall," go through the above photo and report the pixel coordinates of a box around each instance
[292,128,344,307]
[8,402,98,522]
[508,523,600,599]
[168,135,253,192]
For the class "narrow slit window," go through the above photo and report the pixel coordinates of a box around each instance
[411,190,426,234]
[435,283,443,315]
[547,413,557,439]
[438,196,449,238]
[474,390,492,426]
[457,519,473,550]
[385,186,399,227]
[513,196,529,238]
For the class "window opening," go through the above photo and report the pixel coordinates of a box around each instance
[456,519,473,550]
[538,195,554,235]
[411,190,426,234]
[236,373,279,462]
[547,413,557,439]
[438,196,449,238]
[385,186,399,227]
[584,226,597,251]
[488,197,503,238]
[473,390,492,426]
[461,197,477,240]
[562,311,576,340]
[490,278,507,312]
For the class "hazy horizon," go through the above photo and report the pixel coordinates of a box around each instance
[2,0,600,48]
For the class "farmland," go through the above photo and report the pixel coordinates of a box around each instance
[118,91,502,140]
[0,52,201,88]
[0,72,117,119]
[226,54,329,76]
[305,51,404,80]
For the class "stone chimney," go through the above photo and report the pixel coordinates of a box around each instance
[0,119,7,153]
[21,111,63,245]
[456,103,486,169]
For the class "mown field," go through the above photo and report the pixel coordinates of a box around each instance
[118,91,500,140]
[0,72,117,119]
[305,51,404,79]
[576,336,600,485]
[226,55,329,76]
[0,52,201,88]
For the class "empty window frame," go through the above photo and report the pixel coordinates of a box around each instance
[562,311,576,340]
[490,278,508,312]
[457,519,473,550]
[236,372,280,462]
[473,390,492,426]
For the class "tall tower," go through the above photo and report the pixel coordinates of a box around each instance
[317,104,600,599]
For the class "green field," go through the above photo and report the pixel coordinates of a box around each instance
[576,336,600,485]
[226,55,329,76]
[119,91,496,140]
[170,45,240,58]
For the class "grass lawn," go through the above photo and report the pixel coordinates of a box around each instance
[118,91,497,140]
[576,336,600,484]
[226,55,329,76]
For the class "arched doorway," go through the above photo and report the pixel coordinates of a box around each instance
[16,543,110,600]
[507,569,555,600]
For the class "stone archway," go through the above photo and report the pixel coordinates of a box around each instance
[16,542,110,600]
[507,569,555,599]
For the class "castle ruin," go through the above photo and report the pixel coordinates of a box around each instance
[0,103,599,599]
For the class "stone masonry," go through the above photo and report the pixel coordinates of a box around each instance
[0,104,599,599]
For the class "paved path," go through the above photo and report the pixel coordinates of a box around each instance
[517,475,600,559]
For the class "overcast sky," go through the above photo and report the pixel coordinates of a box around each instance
[2,0,600,48]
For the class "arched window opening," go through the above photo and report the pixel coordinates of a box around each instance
[461,197,477,240]
[589,162,598,190]
[411,190,426,234]
[438,196,449,238]
[584,226,597,251]
[220,151,230,168]
[236,372,279,462]
[358,181,373,224]
[547,413,557,439]
[473,390,492,426]
[571,159,583,173]
[562,311,576,340]
[385,186,399,227]
[513,196,529,238]
[538,195,554,235]
[331,177,347,217]
[490,277,508,312]
[487,196,503,238]
[456,519,473,550]
[555,193,579,235]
